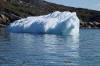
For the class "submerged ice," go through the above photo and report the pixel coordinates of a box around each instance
[7,11,80,35]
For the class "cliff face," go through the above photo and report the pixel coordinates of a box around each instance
[0,0,100,28]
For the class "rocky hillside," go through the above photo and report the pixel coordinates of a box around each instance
[0,0,100,28]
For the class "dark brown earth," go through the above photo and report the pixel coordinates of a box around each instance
[0,0,100,28]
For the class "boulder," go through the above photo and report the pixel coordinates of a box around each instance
[0,14,10,25]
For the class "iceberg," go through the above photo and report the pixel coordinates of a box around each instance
[7,11,80,35]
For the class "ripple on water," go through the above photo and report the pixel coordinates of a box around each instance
[0,29,100,66]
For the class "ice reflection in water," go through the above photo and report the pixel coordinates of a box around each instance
[0,29,100,66]
[0,28,79,66]
[43,34,79,66]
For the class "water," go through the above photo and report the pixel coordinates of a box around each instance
[0,28,100,66]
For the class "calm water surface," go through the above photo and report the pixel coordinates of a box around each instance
[0,28,100,66]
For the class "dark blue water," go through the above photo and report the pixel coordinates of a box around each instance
[0,28,100,66]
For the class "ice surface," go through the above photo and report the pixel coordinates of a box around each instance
[7,11,80,35]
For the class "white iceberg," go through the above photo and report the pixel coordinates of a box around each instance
[7,11,80,35]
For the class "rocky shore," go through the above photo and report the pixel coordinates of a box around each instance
[80,21,100,29]
[0,0,100,28]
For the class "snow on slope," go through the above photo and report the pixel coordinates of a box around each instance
[7,11,80,35]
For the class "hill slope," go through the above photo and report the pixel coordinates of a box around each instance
[0,0,100,28]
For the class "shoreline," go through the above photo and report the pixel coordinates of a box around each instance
[0,25,100,29]
[0,0,100,28]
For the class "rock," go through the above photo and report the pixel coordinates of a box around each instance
[0,0,100,28]
[0,14,10,25]
[0,14,8,22]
